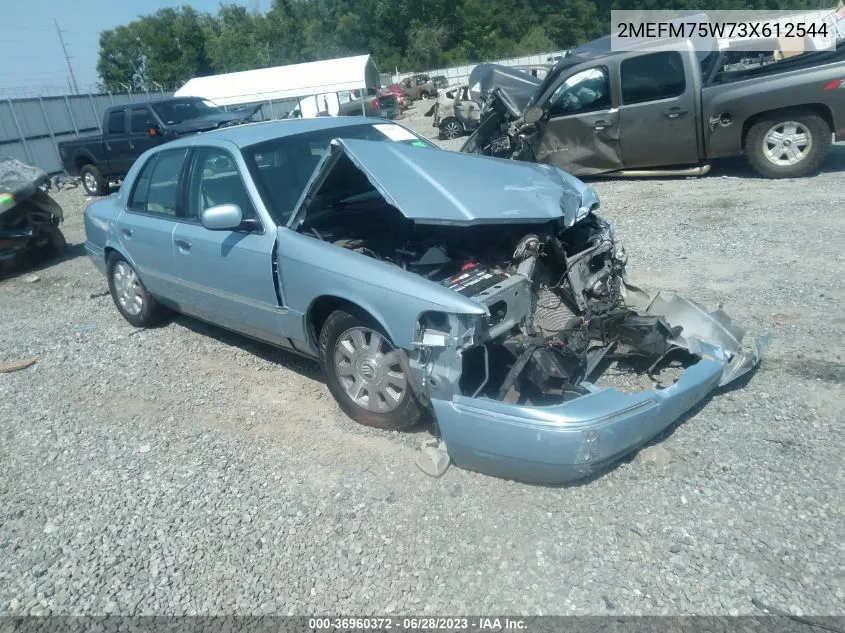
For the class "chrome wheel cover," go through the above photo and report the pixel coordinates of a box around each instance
[763,121,812,166]
[83,171,98,192]
[112,261,143,316]
[333,326,407,413]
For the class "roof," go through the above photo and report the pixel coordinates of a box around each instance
[159,117,403,150]
[174,55,380,107]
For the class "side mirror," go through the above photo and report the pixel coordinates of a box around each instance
[201,203,243,231]
[147,126,160,138]
[523,107,544,125]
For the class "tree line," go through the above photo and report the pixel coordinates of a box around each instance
[97,0,828,91]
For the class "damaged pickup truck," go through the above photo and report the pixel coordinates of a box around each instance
[83,118,766,484]
[462,32,845,179]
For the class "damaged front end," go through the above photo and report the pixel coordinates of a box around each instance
[292,137,767,485]
[409,216,767,484]
[0,158,66,271]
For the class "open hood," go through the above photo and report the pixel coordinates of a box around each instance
[288,137,600,229]
[468,63,542,114]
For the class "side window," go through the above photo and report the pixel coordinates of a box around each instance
[108,109,126,134]
[621,52,686,105]
[547,67,611,117]
[189,147,257,224]
[127,148,188,216]
[129,108,156,134]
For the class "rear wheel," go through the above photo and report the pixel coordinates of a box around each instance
[744,111,831,178]
[106,253,167,327]
[319,308,423,431]
[420,91,430,99]
[80,164,108,196]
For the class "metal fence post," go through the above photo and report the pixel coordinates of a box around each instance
[268,99,277,119]
[108,91,114,105]
[89,92,102,133]
[64,95,79,137]
[6,98,34,164]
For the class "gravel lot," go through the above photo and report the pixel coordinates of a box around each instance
[1,101,843,617]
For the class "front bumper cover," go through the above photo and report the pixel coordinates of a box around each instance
[431,292,768,485]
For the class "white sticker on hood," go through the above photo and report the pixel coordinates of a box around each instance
[373,124,417,141]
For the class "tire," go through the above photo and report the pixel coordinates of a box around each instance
[420,91,430,99]
[744,111,831,179]
[319,307,424,431]
[80,164,109,196]
[106,252,167,327]
[439,117,464,140]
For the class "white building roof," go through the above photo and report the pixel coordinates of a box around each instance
[174,55,380,106]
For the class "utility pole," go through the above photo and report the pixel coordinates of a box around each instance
[54,18,79,95]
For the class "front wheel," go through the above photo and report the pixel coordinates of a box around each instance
[439,117,464,140]
[319,308,424,431]
[744,111,831,178]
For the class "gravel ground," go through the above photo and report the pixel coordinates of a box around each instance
[1,102,844,617]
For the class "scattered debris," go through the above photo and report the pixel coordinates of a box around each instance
[415,439,451,478]
[634,445,676,468]
[0,358,37,374]
[139,444,151,454]
[77,324,97,333]
[23,274,40,283]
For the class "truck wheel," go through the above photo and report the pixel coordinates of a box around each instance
[744,111,831,178]
[80,164,108,196]
[439,117,464,140]
[420,91,430,99]
[319,307,424,431]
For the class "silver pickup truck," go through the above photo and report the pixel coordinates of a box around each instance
[462,35,845,178]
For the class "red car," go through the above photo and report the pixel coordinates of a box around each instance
[380,84,410,110]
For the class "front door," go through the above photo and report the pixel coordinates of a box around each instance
[170,146,286,346]
[116,147,189,299]
[534,65,623,175]
[617,50,700,169]
[126,106,162,167]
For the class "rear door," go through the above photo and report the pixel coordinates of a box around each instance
[617,50,700,169]
[534,65,623,175]
[169,145,286,345]
[115,147,189,300]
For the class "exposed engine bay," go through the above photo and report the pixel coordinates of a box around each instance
[299,195,698,407]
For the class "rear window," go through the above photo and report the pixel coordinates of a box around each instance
[621,51,686,105]
[242,123,436,225]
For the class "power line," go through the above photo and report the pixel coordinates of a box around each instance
[53,18,79,95]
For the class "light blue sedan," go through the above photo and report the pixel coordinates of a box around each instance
[84,117,766,484]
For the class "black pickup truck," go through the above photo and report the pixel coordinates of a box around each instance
[58,97,260,195]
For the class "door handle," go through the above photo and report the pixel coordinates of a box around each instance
[592,120,612,131]
[120,228,132,238]
[664,107,689,119]
[174,239,192,251]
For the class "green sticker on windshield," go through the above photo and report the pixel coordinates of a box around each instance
[411,140,427,147]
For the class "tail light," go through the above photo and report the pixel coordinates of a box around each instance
[372,97,379,111]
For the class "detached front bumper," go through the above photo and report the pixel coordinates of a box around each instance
[430,293,768,485]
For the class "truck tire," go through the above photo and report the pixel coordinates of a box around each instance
[744,111,831,179]
[80,164,108,196]
[420,91,430,99]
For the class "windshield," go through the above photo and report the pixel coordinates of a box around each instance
[241,122,437,225]
[151,99,220,124]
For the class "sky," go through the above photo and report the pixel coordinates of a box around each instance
[0,0,257,96]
